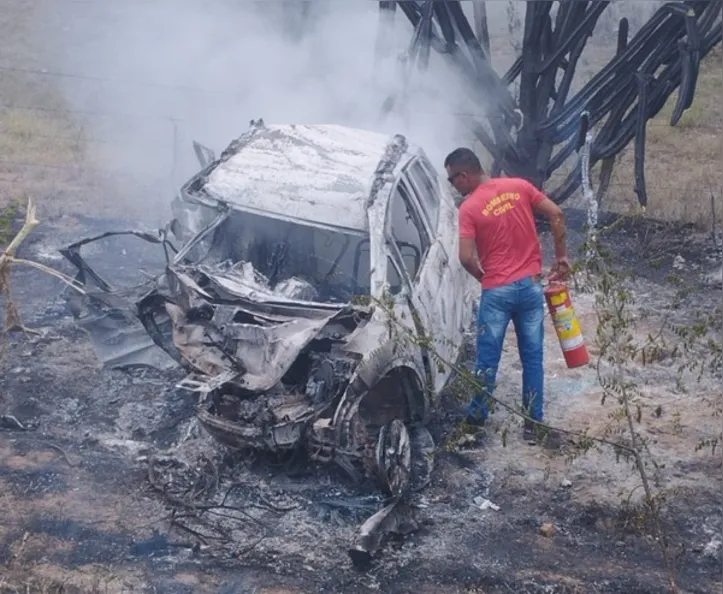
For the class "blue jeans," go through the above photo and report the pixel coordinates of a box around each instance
[466,275,545,423]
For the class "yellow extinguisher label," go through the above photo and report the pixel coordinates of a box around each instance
[553,309,584,350]
[549,291,568,306]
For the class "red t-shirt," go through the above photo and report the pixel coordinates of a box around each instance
[458,177,545,289]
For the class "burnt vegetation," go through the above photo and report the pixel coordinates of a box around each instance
[380,0,722,207]
[1,2,722,593]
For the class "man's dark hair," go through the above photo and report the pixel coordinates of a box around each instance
[444,147,483,173]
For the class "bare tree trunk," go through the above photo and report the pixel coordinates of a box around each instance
[472,0,491,60]
[375,1,397,65]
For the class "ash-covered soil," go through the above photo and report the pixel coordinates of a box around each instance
[1,210,721,594]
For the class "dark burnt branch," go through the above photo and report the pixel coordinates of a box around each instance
[389,0,722,206]
[595,17,629,207]
[472,1,491,60]
[149,456,288,558]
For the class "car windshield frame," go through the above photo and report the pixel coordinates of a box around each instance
[174,206,374,305]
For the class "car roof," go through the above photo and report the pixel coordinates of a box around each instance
[194,123,407,234]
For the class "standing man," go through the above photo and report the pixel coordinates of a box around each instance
[444,148,570,445]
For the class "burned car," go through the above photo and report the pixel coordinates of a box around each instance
[62,121,478,556]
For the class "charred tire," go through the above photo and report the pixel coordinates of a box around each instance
[375,418,412,496]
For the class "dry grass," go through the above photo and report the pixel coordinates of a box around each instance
[0,565,143,594]
[0,1,126,221]
[0,3,96,221]
[0,114,98,221]
[0,108,86,166]
[476,27,721,230]
[2,4,720,227]
[0,67,98,220]
[604,46,723,229]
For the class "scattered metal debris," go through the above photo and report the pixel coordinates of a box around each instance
[472,496,500,512]
[0,415,26,431]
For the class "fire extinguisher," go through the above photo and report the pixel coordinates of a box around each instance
[543,282,590,369]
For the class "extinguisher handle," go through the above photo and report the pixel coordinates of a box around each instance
[543,276,568,295]
[546,272,567,285]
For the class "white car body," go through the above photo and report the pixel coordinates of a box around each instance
[63,119,479,493]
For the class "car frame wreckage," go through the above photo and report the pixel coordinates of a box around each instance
[61,120,479,565]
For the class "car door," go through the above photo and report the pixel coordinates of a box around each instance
[403,156,472,391]
[385,172,456,396]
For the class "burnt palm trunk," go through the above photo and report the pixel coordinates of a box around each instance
[387,0,722,207]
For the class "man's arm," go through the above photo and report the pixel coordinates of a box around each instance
[459,237,484,282]
[533,196,570,280]
[458,206,484,282]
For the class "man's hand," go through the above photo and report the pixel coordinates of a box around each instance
[549,256,571,282]
[459,237,484,282]
[533,197,570,282]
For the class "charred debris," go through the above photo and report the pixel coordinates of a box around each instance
[378,0,722,207]
[52,0,723,568]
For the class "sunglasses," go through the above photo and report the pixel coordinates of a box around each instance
[447,171,465,185]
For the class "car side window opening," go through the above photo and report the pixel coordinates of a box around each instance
[385,255,404,296]
[406,158,441,231]
[389,179,430,282]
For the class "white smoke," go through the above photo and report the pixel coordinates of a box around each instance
[38,0,481,223]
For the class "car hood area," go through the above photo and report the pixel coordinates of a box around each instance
[144,260,373,393]
[61,228,373,393]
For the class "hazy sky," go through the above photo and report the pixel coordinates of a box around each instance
[41,0,480,208]
[31,0,664,222]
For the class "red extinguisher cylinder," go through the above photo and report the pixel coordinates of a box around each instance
[543,283,590,369]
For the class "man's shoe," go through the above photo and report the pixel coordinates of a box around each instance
[453,415,487,449]
[465,415,486,429]
[523,420,562,450]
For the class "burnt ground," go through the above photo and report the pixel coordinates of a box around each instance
[1,210,722,594]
